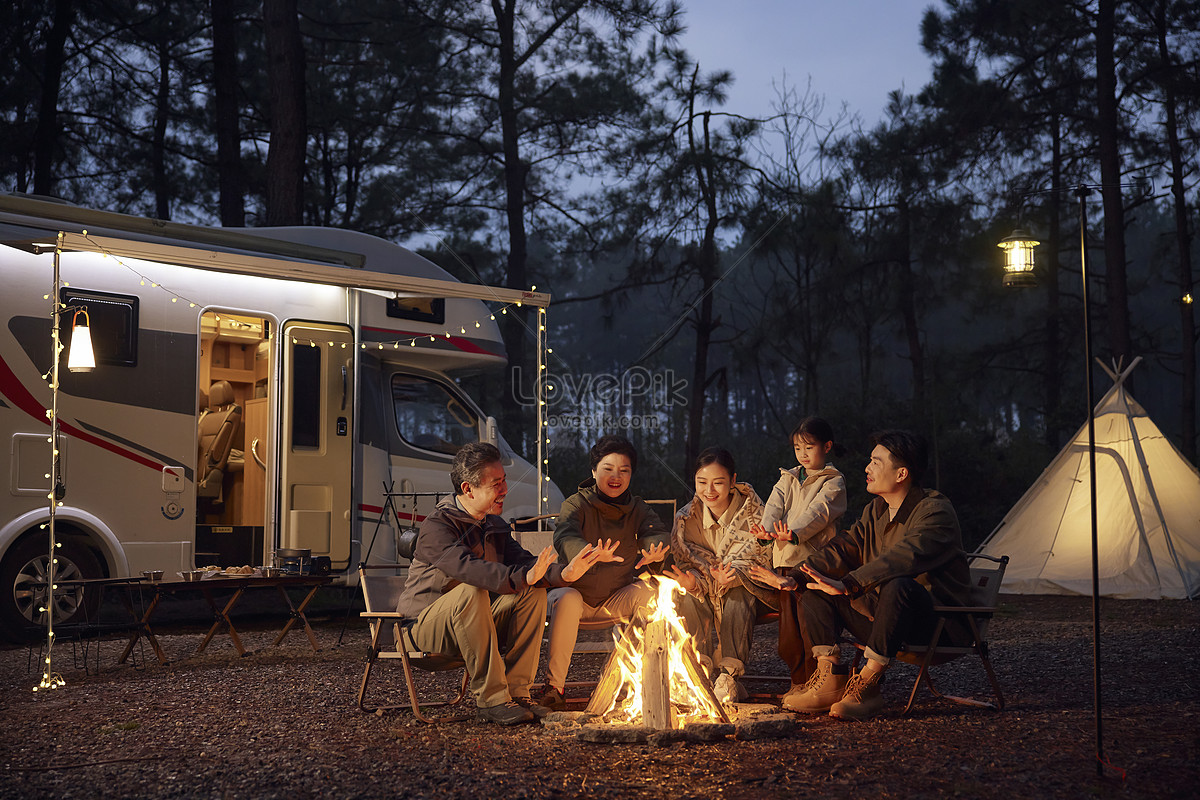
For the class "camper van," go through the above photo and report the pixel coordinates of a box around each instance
[0,195,560,640]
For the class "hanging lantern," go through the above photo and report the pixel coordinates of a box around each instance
[998,228,1039,288]
[67,309,96,372]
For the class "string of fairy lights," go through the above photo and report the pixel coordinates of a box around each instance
[32,231,553,692]
[36,232,68,692]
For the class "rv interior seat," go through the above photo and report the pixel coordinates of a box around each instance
[197,380,243,500]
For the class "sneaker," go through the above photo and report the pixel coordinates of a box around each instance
[476,700,535,726]
[829,670,885,721]
[713,671,748,704]
[513,696,552,718]
[538,685,568,712]
[781,660,849,714]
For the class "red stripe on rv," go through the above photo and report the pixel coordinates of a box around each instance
[360,327,501,357]
[0,353,165,473]
[358,503,427,524]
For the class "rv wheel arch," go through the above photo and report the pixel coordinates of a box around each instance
[0,526,105,643]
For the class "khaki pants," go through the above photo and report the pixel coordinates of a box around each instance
[544,582,651,690]
[402,582,547,708]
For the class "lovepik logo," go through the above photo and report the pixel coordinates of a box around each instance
[511,366,688,409]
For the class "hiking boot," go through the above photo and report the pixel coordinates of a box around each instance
[829,670,885,721]
[781,660,849,714]
[538,685,568,712]
[476,700,535,726]
[513,696,552,718]
[713,671,748,704]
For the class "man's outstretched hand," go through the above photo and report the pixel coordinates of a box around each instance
[526,545,559,586]
[800,563,847,595]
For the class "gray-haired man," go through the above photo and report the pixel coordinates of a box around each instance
[396,442,620,725]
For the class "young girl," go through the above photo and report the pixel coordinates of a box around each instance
[749,417,847,700]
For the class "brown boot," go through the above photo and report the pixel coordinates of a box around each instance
[829,670,885,721]
[782,660,848,714]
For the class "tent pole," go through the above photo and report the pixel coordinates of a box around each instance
[1077,185,1103,777]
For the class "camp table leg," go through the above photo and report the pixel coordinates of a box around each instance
[118,589,168,665]
[197,585,248,656]
[271,581,322,652]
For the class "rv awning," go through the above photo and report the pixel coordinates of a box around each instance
[53,232,550,308]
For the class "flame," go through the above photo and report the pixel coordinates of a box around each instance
[594,576,726,728]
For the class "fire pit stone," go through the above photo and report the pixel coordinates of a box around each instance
[578,723,653,744]
[734,714,799,741]
[683,722,735,742]
[727,702,783,720]
[540,711,600,732]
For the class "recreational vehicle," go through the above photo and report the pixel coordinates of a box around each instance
[0,195,560,640]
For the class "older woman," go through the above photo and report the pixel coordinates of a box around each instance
[668,446,777,702]
[540,435,670,710]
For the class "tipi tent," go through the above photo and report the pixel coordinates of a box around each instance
[979,361,1200,599]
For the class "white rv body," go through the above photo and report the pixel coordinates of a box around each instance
[0,196,560,638]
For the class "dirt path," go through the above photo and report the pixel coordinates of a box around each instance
[1,595,1196,799]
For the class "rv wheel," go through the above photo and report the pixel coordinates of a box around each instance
[0,534,103,643]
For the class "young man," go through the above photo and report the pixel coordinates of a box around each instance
[759,430,971,721]
[395,442,620,725]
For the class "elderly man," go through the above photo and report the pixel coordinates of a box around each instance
[396,442,620,725]
[752,430,971,721]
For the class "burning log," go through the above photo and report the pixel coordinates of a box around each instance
[584,577,731,730]
[641,618,673,730]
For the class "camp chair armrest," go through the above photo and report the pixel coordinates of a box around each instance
[361,611,408,619]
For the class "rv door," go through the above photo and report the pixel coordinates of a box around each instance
[279,322,353,567]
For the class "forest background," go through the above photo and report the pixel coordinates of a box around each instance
[3,0,1197,548]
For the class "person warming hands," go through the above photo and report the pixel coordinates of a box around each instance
[540,435,670,711]
[396,443,620,726]
[748,417,847,697]
[669,447,776,703]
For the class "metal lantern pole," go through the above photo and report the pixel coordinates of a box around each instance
[1076,185,1103,776]
[536,306,546,518]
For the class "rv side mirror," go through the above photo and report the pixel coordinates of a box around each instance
[483,416,499,447]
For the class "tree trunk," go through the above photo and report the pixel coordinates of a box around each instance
[1045,115,1064,449]
[1154,5,1197,462]
[211,0,245,226]
[897,200,925,421]
[685,109,720,470]
[493,0,532,452]
[32,0,75,197]
[263,0,306,225]
[1095,0,1131,366]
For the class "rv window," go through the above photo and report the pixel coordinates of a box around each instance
[60,289,138,367]
[391,375,478,456]
[386,297,445,325]
[291,344,321,449]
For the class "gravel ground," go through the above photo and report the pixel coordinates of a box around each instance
[0,592,1196,799]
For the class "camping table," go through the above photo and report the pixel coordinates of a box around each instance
[27,576,149,674]
[118,574,331,664]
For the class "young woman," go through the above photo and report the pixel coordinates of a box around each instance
[668,447,776,703]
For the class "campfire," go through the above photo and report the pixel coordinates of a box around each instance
[584,577,730,730]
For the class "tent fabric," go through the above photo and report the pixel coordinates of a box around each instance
[979,381,1200,600]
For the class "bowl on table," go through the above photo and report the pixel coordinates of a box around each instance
[142,570,164,582]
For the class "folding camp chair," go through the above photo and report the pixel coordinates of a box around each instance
[357,565,470,723]
[852,552,1009,715]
